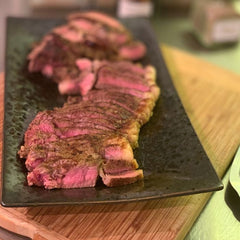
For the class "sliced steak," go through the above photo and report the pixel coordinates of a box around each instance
[27,139,101,189]
[19,82,159,188]
[96,65,150,92]
[20,61,159,188]
[100,169,144,187]
[28,11,146,96]
[20,131,139,189]
[20,11,161,189]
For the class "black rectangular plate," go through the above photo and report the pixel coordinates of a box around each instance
[1,17,223,207]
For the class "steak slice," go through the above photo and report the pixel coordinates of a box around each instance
[57,59,159,98]
[27,164,99,189]
[100,169,144,187]
[96,66,150,92]
[27,140,101,189]
[81,89,156,125]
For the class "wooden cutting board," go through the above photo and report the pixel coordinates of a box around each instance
[1,45,240,240]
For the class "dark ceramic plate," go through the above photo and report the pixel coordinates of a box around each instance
[1,17,223,207]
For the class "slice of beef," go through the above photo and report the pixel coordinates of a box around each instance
[25,135,102,189]
[27,139,101,189]
[52,116,122,130]
[82,90,140,114]
[19,103,141,176]
[119,42,147,61]
[100,169,143,187]
[28,34,75,76]
[100,137,139,174]
[95,63,160,99]
[67,11,126,32]
[21,111,57,151]
[96,65,150,92]
[75,58,93,71]
[81,89,155,126]
[24,135,94,171]
[52,25,84,43]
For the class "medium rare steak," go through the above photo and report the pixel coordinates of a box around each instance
[19,61,160,189]
[25,134,140,189]
[19,120,141,189]
[100,169,144,187]
[28,11,146,95]
[58,59,159,97]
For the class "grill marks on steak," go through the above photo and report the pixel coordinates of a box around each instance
[27,11,146,95]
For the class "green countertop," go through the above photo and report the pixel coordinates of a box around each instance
[186,170,240,240]
[151,16,240,75]
[150,15,240,240]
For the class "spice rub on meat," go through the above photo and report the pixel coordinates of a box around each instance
[19,12,160,189]
[18,61,160,189]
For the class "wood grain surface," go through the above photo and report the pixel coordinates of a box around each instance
[1,45,240,240]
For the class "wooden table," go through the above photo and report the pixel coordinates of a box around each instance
[0,45,240,240]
